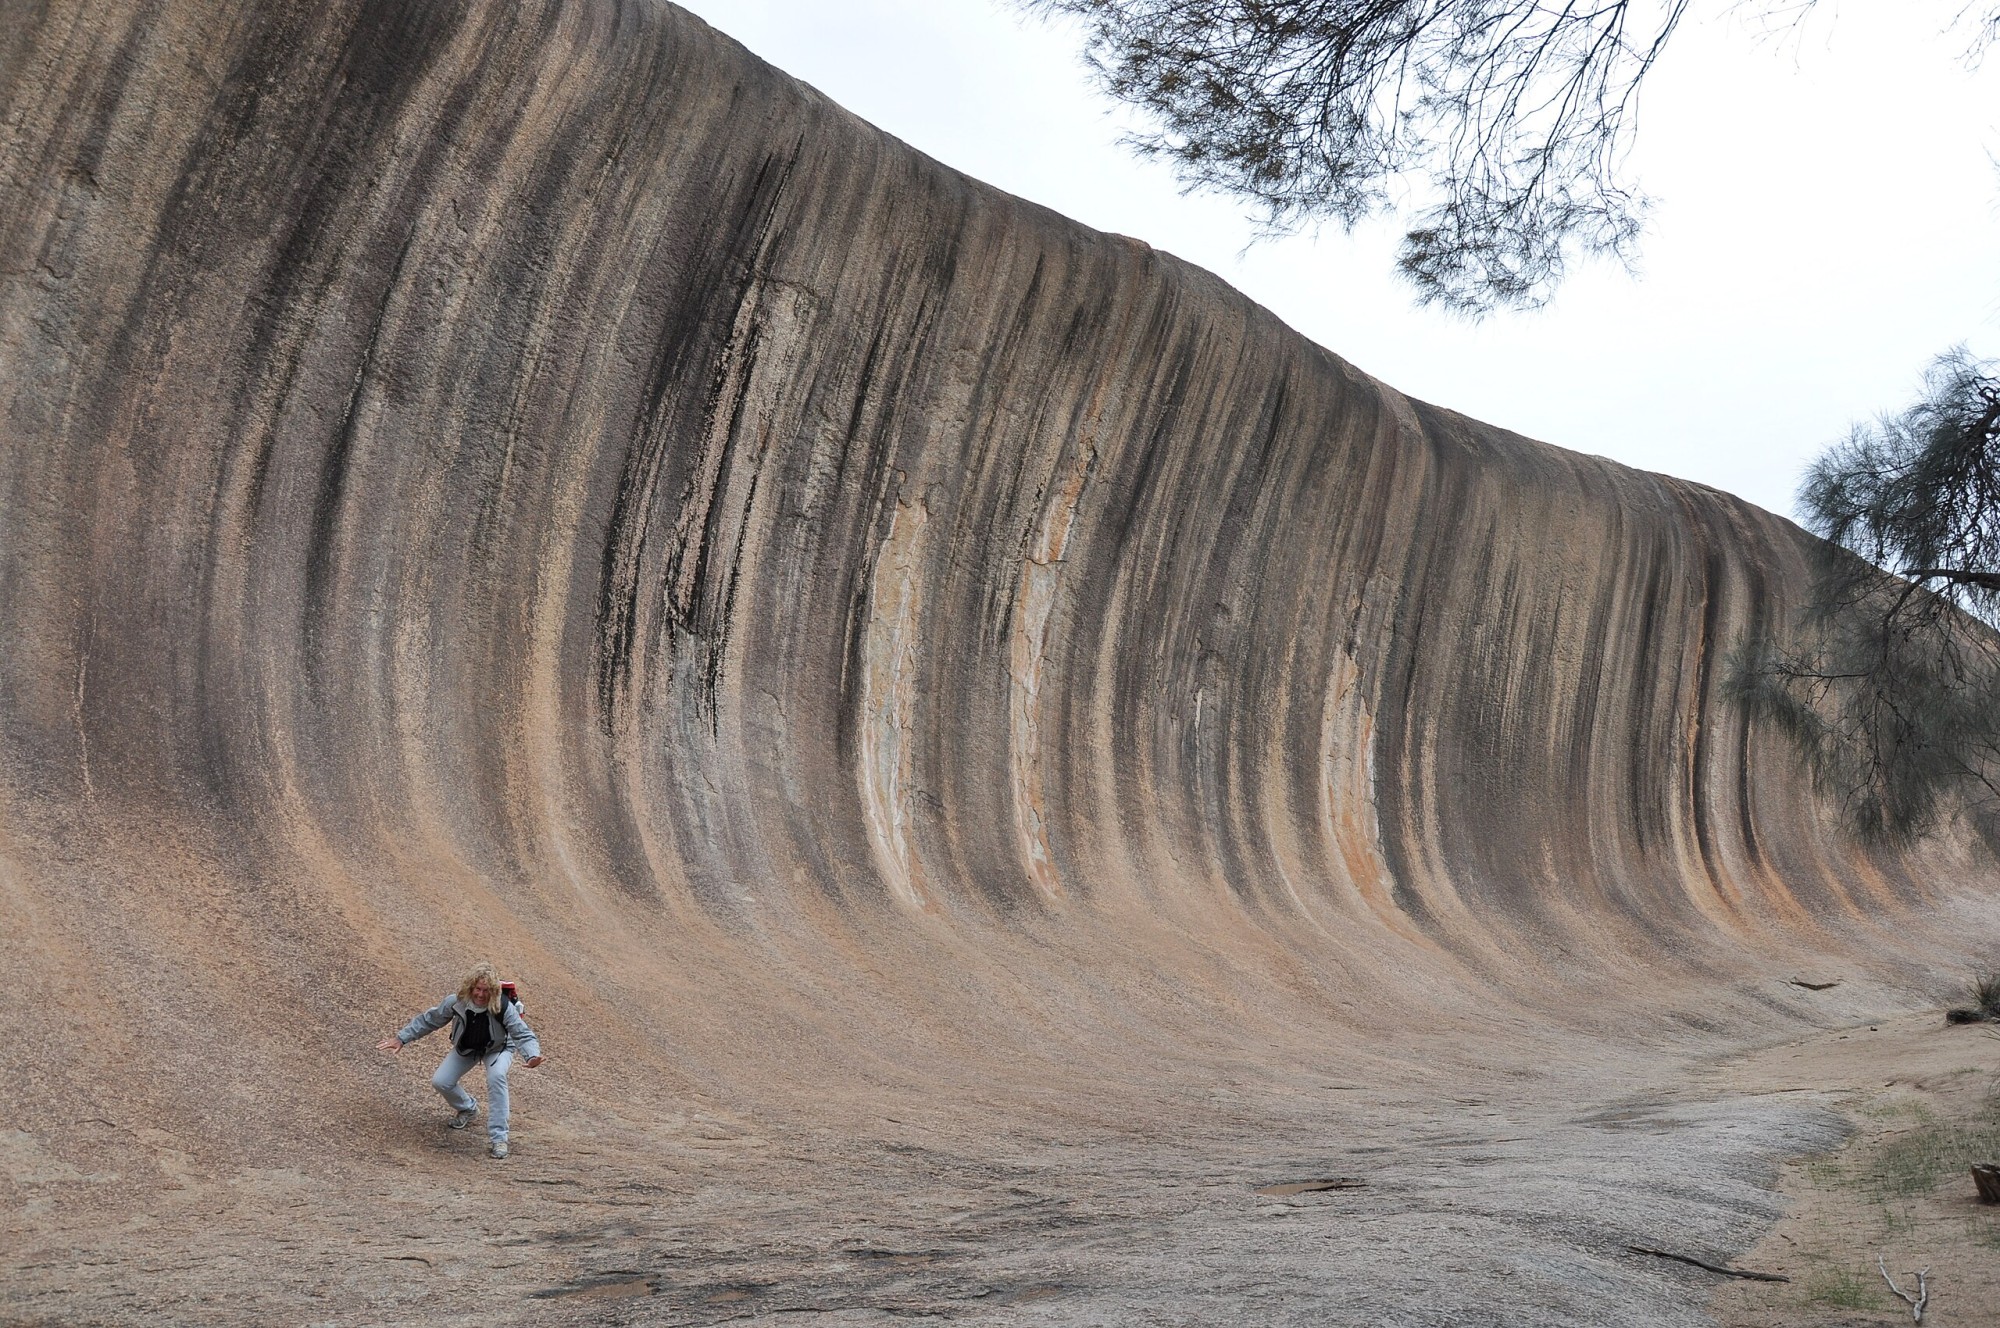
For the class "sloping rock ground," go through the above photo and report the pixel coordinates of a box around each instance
[2,2,1996,1323]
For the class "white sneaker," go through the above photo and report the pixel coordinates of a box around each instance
[450,1108,477,1130]
[489,1139,509,1159]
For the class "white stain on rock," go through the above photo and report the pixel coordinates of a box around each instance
[858,496,930,909]
[1008,444,1094,904]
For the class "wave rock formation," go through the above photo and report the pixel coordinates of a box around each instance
[5,1,1995,1322]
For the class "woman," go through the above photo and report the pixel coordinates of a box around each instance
[378,962,544,1159]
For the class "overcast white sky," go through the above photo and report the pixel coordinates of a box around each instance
[677,1,2000,520]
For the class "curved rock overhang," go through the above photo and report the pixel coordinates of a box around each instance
[2,0,1994,1140]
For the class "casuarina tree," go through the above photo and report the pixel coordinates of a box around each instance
[1735,353,2000,843]
[1027,0,1998,315]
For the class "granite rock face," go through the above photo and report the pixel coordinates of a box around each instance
[2,0,1993,1213]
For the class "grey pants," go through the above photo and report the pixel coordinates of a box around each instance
[431,1047,514,1143]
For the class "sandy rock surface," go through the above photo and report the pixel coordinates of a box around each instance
[0,1009,1927,1326]
[1708,1013,2000,1327]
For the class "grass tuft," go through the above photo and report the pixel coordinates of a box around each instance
[1800,1260,1881,1310]
[1827,1089,2000,1207]
[1971,971,2000,1019]
[1947,969,2000,1022]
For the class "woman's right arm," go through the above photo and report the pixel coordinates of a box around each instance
[379,995,457,1052]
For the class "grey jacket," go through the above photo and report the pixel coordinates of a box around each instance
[398,994,542,1060]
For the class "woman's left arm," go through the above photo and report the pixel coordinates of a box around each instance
[504,1002,544,1067]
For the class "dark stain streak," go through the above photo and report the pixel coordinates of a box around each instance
[1676,488,1734,910]
[299,226,419,686]
[593,132,806,736]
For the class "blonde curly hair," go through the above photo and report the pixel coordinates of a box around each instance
[457,961,505,1013]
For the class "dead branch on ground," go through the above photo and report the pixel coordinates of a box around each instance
[1623,1245,1789,1282]
[1878,1254,1930,1322]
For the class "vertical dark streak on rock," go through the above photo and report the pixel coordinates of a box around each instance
[830,322,894,758]
[594,132,803,735]
[833,320,909,765]
[1368,403,1462,933]
[1731,545,1772,877]
[965,252,1050,656]
[1378,581,1439,933]
[595,364,672,734]
[1208,369,1294,906]
[1108,316,1205,863]
[678,341,768,733]
[1678,492,1734,912]
[300,229,417,688]
[1624,555,1669,857]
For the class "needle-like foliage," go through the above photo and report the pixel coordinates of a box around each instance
[1735,352,2000,843]
[1028,1,1999,314]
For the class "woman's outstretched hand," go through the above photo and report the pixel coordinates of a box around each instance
[376,1036,403,1054]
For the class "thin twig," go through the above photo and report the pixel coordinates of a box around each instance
[1624,1245,1790,1282]
[1878,1255,1930,1322]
